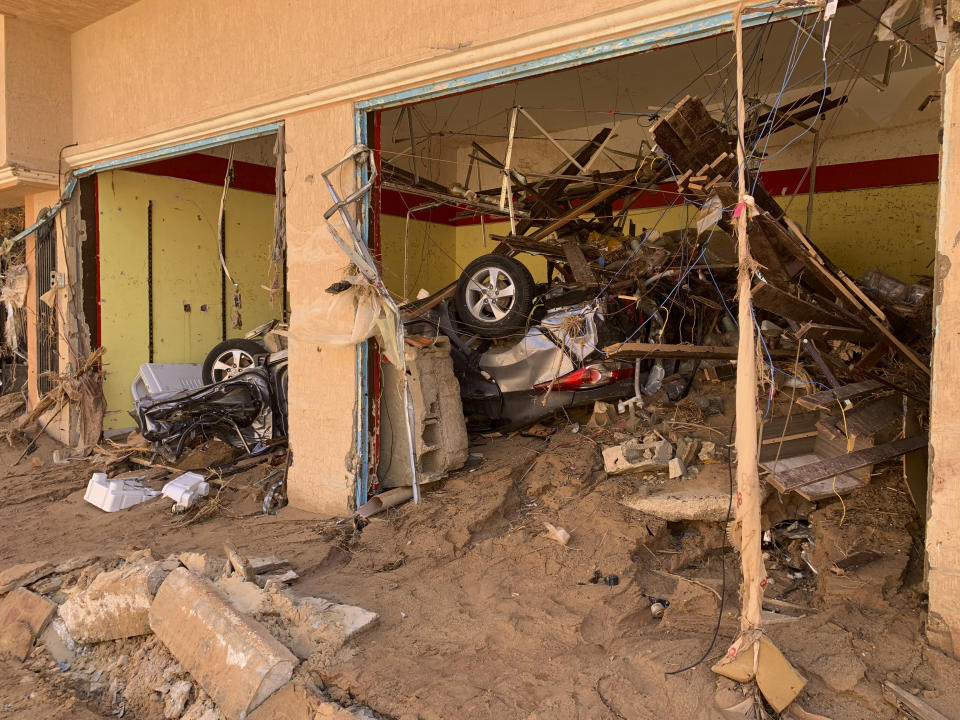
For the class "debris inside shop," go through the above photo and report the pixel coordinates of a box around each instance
[0,2,954,719]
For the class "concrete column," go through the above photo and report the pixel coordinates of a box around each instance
[927,1,960,659]
[283,104,360,516]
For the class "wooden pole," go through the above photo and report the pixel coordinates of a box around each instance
[732,3,766,637]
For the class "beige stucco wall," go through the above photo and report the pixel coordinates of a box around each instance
[283,104,358,515]
[59,0,763,515]
[3,18,72,171]
[67,0,688,149]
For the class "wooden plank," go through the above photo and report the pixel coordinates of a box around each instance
[747,223,792,287]
[793,322,869,345]
[768,435,928,492]
[702,363,736,382]
[752,282,849,327]
[604,342,795,360]
[796,380,884,410]
[854,341,890,372]
[779,216,930,376]
[797,474,868,500]
[530,169,642,242]
[835,394,902,441]
[884,681,952,720]
[561,242,597,283]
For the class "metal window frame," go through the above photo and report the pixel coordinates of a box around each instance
[352,2,806,502]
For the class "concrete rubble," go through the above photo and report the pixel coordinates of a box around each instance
[59,561,167,643]
[0,560,54,594]
[150,567,299,720]
[0,542,379,720]
[602,437,673,475]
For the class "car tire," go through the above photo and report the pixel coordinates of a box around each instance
[201,339,265,384]
[455,254,535,338]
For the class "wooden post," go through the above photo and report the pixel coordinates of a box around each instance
[926,0,960,659]
[732,0,766,640]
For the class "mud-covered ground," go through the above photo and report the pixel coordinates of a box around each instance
[0,394,958,720]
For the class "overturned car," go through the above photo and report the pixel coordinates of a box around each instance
[132,322,288,462]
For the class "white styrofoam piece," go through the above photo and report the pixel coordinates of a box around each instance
[131,363,204,404]
[162,472,211,510]
[84,472,160,513]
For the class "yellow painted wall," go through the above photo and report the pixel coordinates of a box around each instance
[98,169,278,429]
[379,214,457,300]
[433,184,936,287]
[776,185,937,283]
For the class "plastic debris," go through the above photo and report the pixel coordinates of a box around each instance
[83,473,159,513]
[161,472,210,511]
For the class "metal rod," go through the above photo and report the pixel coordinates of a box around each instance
[406,107,420,184]
[147,200,154,363]
[518,106,587,173]
[805,124,819,236]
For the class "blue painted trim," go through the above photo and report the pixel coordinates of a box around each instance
[72,122,282,177]
[355,112,371,508]
[356,5,805,111]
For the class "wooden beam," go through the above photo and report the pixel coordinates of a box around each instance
[752,282,852,327]
[604,342,794,360]
[884,682,952,720]
[768,435,927,492]
[796,380,884,410]
[793,322,869,345]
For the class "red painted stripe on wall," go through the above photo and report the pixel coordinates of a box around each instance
[124,152,276,195]
[382,153,940,225]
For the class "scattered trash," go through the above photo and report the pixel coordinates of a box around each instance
[543,522,571,546]
[648,597,670,618]
[581,570,619,587]
[161,472,210,512]
[83,473,159,513]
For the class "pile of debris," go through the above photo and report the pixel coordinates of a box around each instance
[0,544,379,719]
[374,95,929,506]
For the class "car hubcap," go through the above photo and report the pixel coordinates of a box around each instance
[466,267,517,322]
[211,349,255,382]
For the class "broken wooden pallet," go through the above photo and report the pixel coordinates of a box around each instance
[767,435,927,493]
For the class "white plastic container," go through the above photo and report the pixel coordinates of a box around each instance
[162,472,210,511]
[84,472,159,512]
[131,363,204,404]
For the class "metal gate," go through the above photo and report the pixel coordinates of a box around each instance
[35,218,58,395]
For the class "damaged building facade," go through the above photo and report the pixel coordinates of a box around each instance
[2,0,960,679]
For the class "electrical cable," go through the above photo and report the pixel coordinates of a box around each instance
[665,414,734,675]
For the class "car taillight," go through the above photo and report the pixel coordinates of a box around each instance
[533,363,633,392]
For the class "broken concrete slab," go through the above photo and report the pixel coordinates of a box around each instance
[603,438,673,475]
[621,466,744,521]
[179,552,228,580]
[164,679,193,719]
[0,587,56,640]
[0,561,54,595]
[224,542,256,582]
[216,574,271,615]
[0,619,34,661]
[59,562,167,643]
[150,568,298,720]
[256,570,299,588]
[668,457,686,479]
[53,555,100,575]
[269,591,379,660]
[676,437,701,467]
[30,575,63,595]
[248,556,289,575]
[699,440,725,464]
